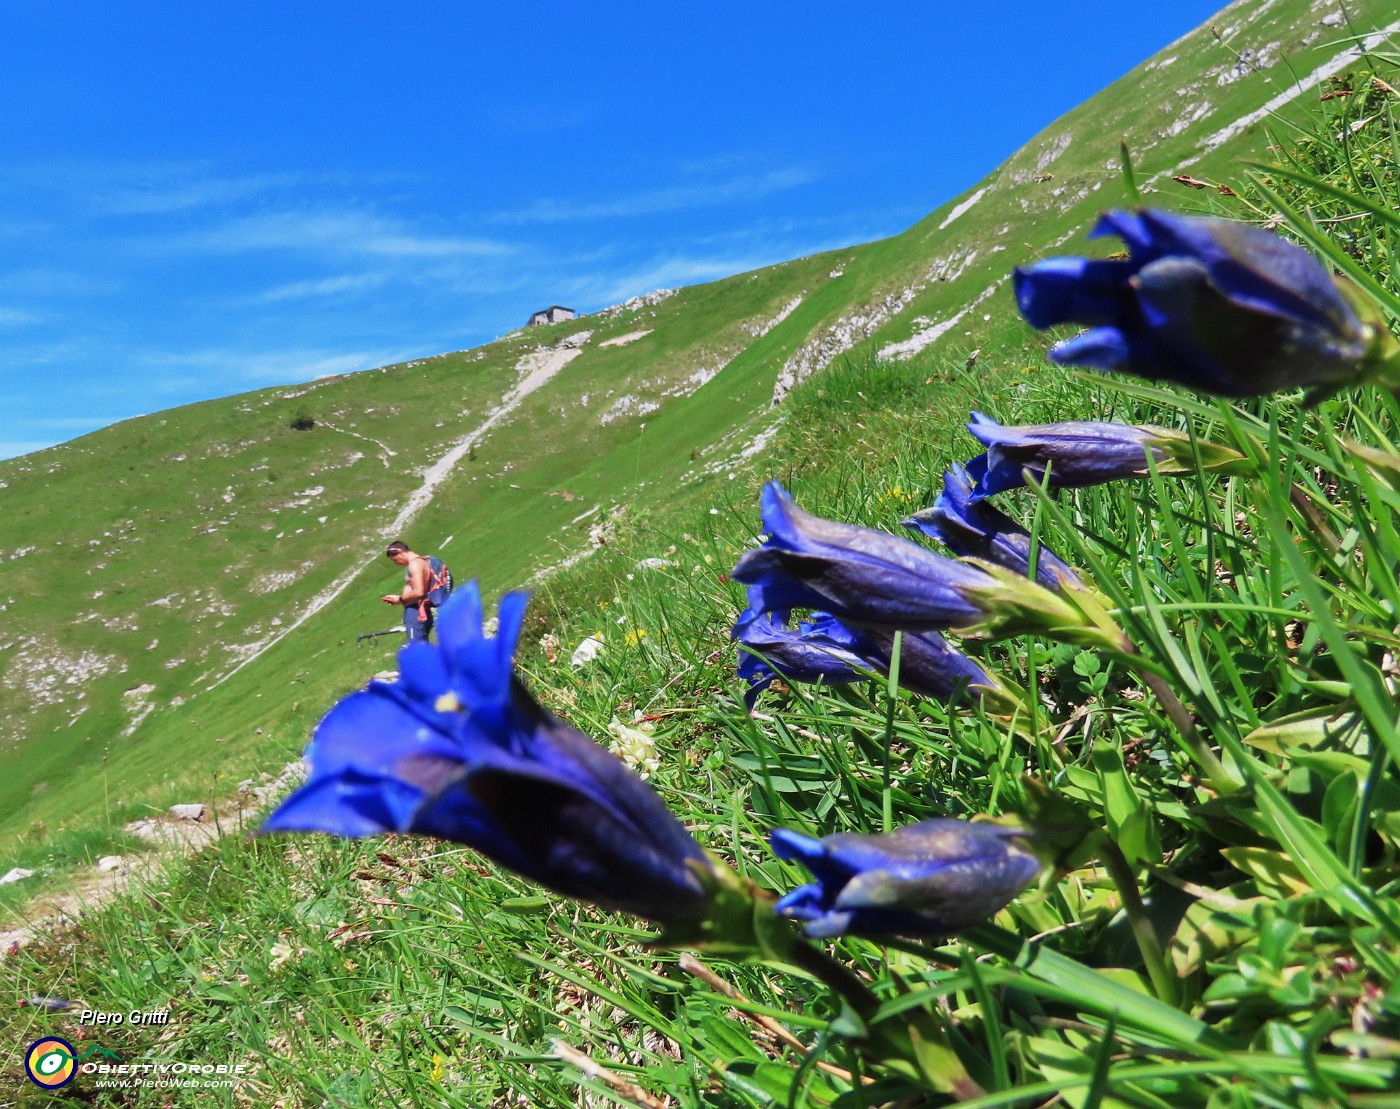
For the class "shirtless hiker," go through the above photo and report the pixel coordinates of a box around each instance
[381,539,449,643]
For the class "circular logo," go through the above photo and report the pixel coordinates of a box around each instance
[24,1036,77,1088]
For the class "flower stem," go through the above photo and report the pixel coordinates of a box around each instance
[1118,640,1237,794]
[781,937,983,1099]
[1091,831,1180,1008]
[781,936,883,1022]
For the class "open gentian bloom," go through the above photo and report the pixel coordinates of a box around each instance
[734,607,994,708]
[263,582,712,924]
[965,411,1179,501]
[771,820,1039,939]
[1014,208,1381,399]
[731,482,993,631]
[904,463,1082,590]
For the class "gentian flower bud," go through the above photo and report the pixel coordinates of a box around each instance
[964,411,1243,501]
[770,819,1040,939]
[1014,208,1392,400]
[263,582,712,924]
[852,624,997,703]
[904,463,1083,589]
[734,606,995,708]
[731,482,992,631]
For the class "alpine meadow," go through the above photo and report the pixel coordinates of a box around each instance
[5,1,1400,1106]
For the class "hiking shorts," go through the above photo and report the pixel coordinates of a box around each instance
[403,604,435,643]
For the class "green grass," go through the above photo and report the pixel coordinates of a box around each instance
[4,2,1400,1105]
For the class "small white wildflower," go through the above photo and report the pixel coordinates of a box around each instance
[607,715,660,779]
[570,635,604,668]
[269,941,307,971]
[538,632,561,663]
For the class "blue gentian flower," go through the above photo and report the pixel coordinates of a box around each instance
[734,609,867,707]
[904,463,1083,589]
[734,607,994,708]
[851,623,996,703]
[263,582,712,924]
[1014,208,1376,398]
[771,820,1039,939]
[965,411,1167,501]
[731,482,992,631]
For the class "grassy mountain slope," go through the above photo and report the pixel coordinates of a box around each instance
[3,1,1399,1104]
[0,0,1392,867]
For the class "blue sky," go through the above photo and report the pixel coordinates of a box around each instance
[0,1,1227,460]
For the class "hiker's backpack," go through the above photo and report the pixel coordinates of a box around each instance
[425,556,454,607]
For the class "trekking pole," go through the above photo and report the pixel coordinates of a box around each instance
[356,629,407,649]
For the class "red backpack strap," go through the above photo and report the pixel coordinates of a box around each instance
[426,559,450,602]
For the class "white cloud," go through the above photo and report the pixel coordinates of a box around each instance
[0,307,42,327]
[20,162,421,217]
[241,272,393,304]
[487,166,820,225]
[168,210,514,259]
[487,105,591,134]
[0,268,122,298]
[140,346,410,386]
[96,171,314,215]
[566,255,776,307]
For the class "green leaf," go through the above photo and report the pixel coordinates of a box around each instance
[1241,706,1360,756]
[1170,890,1265,978]
[199,984,247,1004]
[1219,847,1311,898]
[1120,141,1143,205]
[1323,769,1362,860]
[498,895,552,915]
[1091,744,1158,867]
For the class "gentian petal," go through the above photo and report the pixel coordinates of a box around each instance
[1089,209,1157,256]
[459,763,709,921]
[1136,210,1352,332]
[856,626,995,702]
[262,769,426,837]
[734,609,867,706]
[732,483,992,631]
[302,682,464,778]
[1013,256,1133,329]
[1046,326,1132,371]
[734,605,993,707]
[904,464,1082,590]
[963,451,1026,502]
[966,412,1160,498]
[734,546,986,629]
